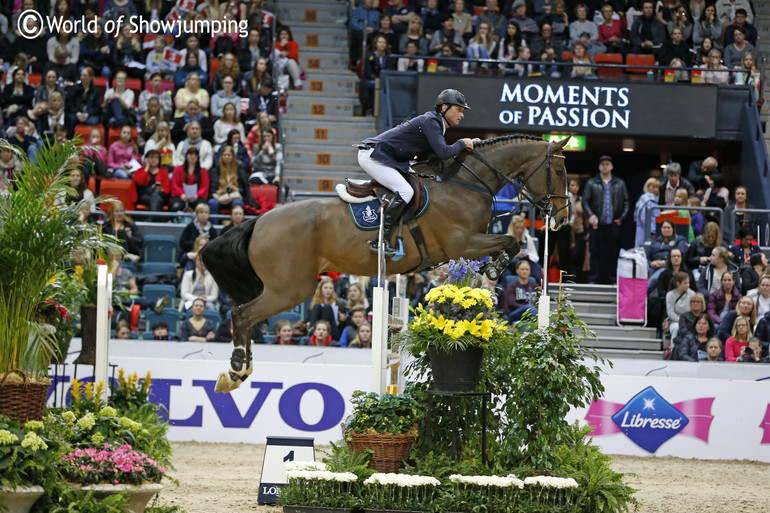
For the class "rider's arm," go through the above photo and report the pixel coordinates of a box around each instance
[422,117,466,160]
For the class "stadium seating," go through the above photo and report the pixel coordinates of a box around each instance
[594,53,624,78]
[143,235,177,263]
[267,311,302,333]
[145,307,182,334]
[99,179,134,211]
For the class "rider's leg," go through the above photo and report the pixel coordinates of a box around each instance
[376,193,409,254]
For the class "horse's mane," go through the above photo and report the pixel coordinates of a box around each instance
[474,133,543,148]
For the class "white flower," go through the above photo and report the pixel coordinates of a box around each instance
[450,474,523,489]
[284,461,327,471]
[75,413,96,430]
[522,476,578,489]
[364,473,440,487]
[286,470,357,483]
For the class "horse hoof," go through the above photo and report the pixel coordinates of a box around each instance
[215,372,238,393]
[486,267,500,281]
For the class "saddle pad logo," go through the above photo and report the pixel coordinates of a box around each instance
[361,205,379,224]
[586,387,715,454]
[347,186,430,231]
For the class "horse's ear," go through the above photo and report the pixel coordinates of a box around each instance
[554,136,571,150]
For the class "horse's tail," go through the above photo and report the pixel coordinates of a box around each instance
[200,216,263,306]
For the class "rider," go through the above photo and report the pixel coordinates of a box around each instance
[358,88,476,257]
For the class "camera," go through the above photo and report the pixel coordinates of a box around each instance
[745,346,753,356]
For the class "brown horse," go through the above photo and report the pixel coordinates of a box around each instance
[201,134,571,393]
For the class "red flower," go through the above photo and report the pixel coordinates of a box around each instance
[97,259,107,266]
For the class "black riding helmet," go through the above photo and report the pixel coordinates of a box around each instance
[435,89,470,110]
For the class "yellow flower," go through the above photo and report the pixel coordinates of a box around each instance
[90,432,105,445]
[76,413,96,431]
[479,320,495,340]
[430,315,450,330]
[0,430,19,446]
[466,320,482,337]
[20,432,47,451]
[61,411,77,423]
[460,298,476,309]
[450,321,469,339]
[24,421,44,431]
[99,406,117,417]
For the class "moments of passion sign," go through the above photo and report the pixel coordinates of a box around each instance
[416,74,718,138]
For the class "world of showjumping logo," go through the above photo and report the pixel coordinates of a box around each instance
[585,386,715,453]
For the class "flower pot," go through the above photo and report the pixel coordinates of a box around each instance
[348,433,416,473]
[284,506,354,513]
[81,483,163,513]
[0,370,50,425]
[428,346,483,393]
[51,333,73,365]
[0,486,45,513]
[74,305,97,365]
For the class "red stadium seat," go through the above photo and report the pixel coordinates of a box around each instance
[209,57,220,86]
[626,53,655,74]
[28,73,42,87]
[107,126,138,147]
[74,124,104,145]
[98,179,134,211]
[93,76,108,95]
[594,53,624,77]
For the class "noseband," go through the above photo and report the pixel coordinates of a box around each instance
[462,141,570,220]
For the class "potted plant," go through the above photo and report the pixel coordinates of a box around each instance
[395,259,511,392]
[361,473,441,513]
[0,138,119,423]
[281,465,359,513]
[0,415,59,513]
[344,391,420,473]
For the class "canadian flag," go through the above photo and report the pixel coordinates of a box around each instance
[177,0,195,11]
[163,47,183,67]
[165,8,180,23]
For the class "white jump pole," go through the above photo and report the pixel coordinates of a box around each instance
[94,264,112,403]
[538,215,551,328]
[371,211,389,394]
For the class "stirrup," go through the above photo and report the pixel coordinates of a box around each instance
[369,239,405,260]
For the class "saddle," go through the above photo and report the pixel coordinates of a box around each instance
[337,173,424,217]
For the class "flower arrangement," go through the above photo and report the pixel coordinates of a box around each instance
[0,414,58,490]
[396,259,510,355]
[443,473,579,512]
[362,473,441,511]
[279,467,360,509]
[343,390,420,437]
[59,444,165,485]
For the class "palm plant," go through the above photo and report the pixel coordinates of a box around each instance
[0,138,120,379]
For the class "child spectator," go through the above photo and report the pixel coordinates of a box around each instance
[310,320,334,347]
[308,277,347,341]
[349,322,372,348]
[699,49,729,84]
[81,127,107,179]
[145,37,176,81]
[359,34,390,116]
[273,319,294,345]
[339,307,367,347]
[704,337,724,361]
[688,197,704,237]
[107,125,140,179]
[144,122,176,167]
[152,321,170,341]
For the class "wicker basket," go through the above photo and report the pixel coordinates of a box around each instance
[0,369,50,425]
[348,433,417,473]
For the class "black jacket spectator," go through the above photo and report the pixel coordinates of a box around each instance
[66,83,103,120]
[171,115,214,145]
[754,312,770,343]
[629,11,666,54]
[9,36,48,74]
[658,176,696,205]
[207,161,253,206]
[179,222,219,254]
[581,176,630,222]
[685,235,720,270]
[1,83,35,124]
[42,61,79,85]
[660,39,693,67]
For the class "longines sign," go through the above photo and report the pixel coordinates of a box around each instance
[417,74,718,138]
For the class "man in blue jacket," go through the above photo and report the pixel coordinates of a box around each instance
[358,89,475,257]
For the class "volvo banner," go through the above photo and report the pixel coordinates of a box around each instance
[417,74,719,138]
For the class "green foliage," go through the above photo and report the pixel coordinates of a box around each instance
[322,440,375,480]
[343,390,421,437]
[278,475,362,509]
[0,138,121,377]
[401,451,492,481]
[0,415,59,489]
[44,484,130,513]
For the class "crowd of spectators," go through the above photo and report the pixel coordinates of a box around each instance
[353,0,760,112]
[0,0,293,210]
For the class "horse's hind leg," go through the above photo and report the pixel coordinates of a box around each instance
[463,234,520,281]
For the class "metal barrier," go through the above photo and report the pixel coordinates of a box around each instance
[732,208,770,246]
[643,205,725,244]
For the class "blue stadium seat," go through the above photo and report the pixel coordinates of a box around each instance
[143,235,177,263]
[142,331,177,340]
[141,262,177,276]
[263,335,278,344]
[145,307,181,334]
[120,261,138,274]
[267,311,302,333]
[141,284,178,308]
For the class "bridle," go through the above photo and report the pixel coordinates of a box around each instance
[451,140,570,220]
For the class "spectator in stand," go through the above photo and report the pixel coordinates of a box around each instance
[666,271,696,342]
[350,0,381,70]
[546,0,570,39]
[308,276,347,341]
[339,307,366,347]
[208,144,250,215]
[506,214,543,280]
[138,97,165,149]
[569,3,605,57]
[530,22,564,61]
[475,0,506,38]
[103,201,143,259]
[661,27,693,66]
[249,129,283,185]
[494,21,523,73]
[729,228,761,267]
[715,0,753,26]
[130,150,170,212]
[598,2,628,54]
[674,292,707,345]
[2,68,34,126]
[106,125,140,179]
[501,259,539,323]
[247,80,279,129]
[175,54,209,100]
[687,156,718,195]
[139,73,173,120]
[371,13,400,54]
[211,77,243,121]
[272,319,294,345]
[80,128,107,179]
[171,99,214,145]
[359,34,390,117]
[214,129,251,170]
[698,246,740,296]
[212,53,243,95]
[677,313,714,361]
[421,0,443,39]
[724,186,760,247]
[629,0,665,57]
[170,147,211,212]
[693,4,722,49]
[37,92,66,137]
[723,26,754,69]
[570,42,596,78]
[62,168,95,206]
[220,204,246,236]
[707,271,741,325]
[80,21,112,78]
[582,155,629,285]
[430,13,466,57]
[699,48,730,84]
[346,282,371,313]
[178,298,217,342]
[655,0,680,25]
[646,219,689,290]
[509,0,539,43]
[740,337,767,363]
[349,322,373,348]
[658,162,695,205]
[66,67,102,132]
[213,103,246,152]
[753,274,770,317]
[244,57,272,96]
[734,52,761,104]
[397,40,425,71]
[245,111,278,158]
[144,121,176,167]
[724,315,751,361]
[8,18,47,74]
[688,197,704,237]
[704,337,724,361]
[702,172,728,213]
[634,177,659,246]
[239,27,270,74]
[34,70,62,106]
[6,117,38,157]
[178,35,208,80]
[466,21,498,64]
[273,26,303,90]
[451,0,474,39]
[47,26,79,65]
[310,320,334,347]
[104,70,136,128]
[722,8,757,47]
[719,294,758,342]
[385,0,417,35]
[144,37,175,82]
[174,121,214,170]
[567,178,588,281]
[111,24,144,80]
[667,6,693,44]
[180,203,219,254]
[658,247,697,299]
[42,45,79,86]
[180,236,208,272]
[399,17,430,56]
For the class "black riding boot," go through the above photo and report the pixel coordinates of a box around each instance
[370,193,409,256]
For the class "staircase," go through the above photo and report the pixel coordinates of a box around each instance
[547,283,664,360]
[276,0,375,194]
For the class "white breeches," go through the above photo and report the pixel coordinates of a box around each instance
[357,148,414,203]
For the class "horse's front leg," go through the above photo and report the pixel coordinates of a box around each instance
[215,301,254,393]
[463,233,520,281]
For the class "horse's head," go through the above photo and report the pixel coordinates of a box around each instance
[518,137,571,231]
